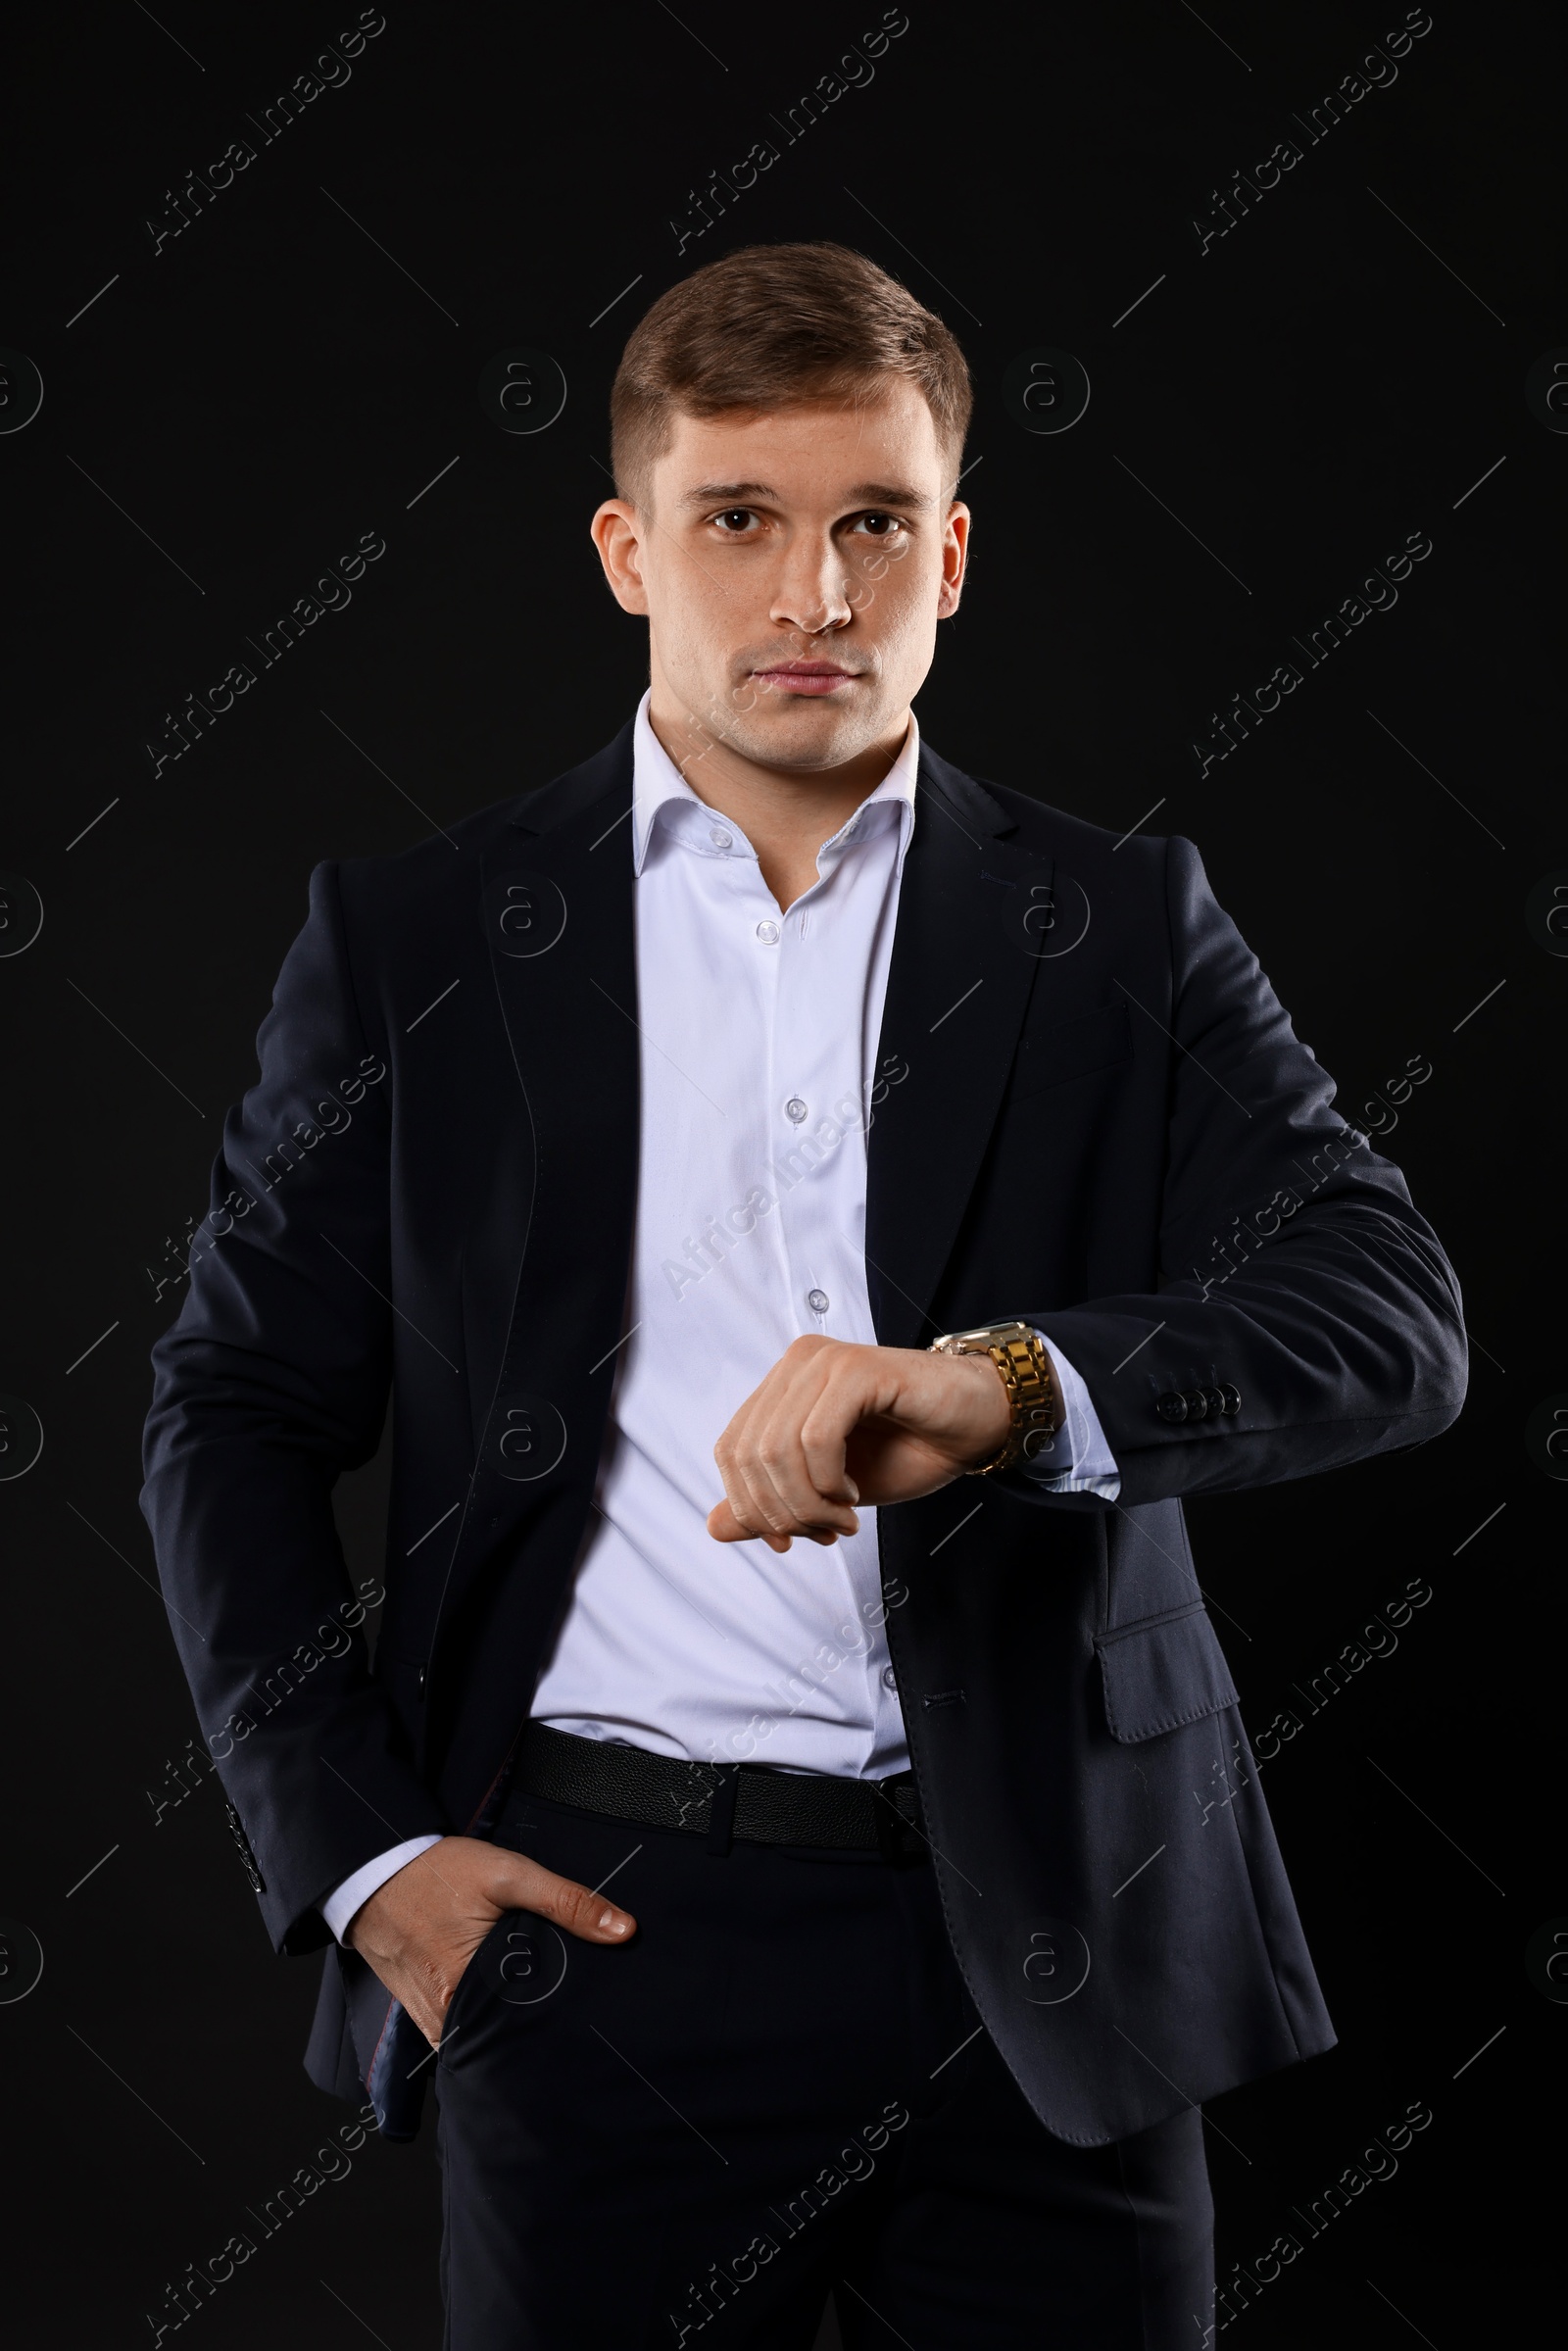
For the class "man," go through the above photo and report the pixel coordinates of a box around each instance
[141,243,1466,2347]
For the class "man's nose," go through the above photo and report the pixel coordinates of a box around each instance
[769,533,853,634]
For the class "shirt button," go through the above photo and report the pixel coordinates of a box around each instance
[881,1664,898,1691]
[709,827,732,850]
[756,919,780,945]
[807,1288,829,1313]
[785,1098,808,1123]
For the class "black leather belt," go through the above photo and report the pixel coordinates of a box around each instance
[514,1722,924,1854]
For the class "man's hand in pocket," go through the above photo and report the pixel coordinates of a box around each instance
[345,1835,636,2047]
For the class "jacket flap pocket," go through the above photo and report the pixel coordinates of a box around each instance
[1095,1602,1239,1742]
[1011,1002,1133,1100]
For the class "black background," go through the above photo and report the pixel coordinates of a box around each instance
[0,2,1559,2343]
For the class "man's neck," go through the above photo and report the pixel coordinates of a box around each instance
[646,701,910,912]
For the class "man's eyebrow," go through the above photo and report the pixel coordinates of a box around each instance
[842,481,935,511]
[679,480,776,508]
[678,478,937,512]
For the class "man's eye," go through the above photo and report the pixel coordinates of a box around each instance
[853,513,902,536]
[712,509,757,532]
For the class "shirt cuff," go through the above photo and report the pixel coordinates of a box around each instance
[320,1833,444,1946]
[1020,1330,1121,1499]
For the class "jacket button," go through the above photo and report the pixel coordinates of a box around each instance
[1181,1387,1209,1420]
[1155,1392,1188,1423]
[1200,1385,1225,1417]
[416,1664,427,1696]
[1218,1384,1242,1416]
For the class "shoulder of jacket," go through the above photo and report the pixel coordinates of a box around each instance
[328,721,635,927]
[964,768,1177,884]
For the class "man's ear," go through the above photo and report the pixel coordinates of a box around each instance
[590,499,651,615]
[936,501,971,621]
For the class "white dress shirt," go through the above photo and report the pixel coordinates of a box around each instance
[321,696,1116,1941]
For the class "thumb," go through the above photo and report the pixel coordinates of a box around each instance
[491,1850,636,1944]
[708,1497,792,1550]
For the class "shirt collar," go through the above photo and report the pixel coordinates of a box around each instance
[630,688,920,878]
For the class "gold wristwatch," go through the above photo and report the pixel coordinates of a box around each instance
[928,1320,1062,1475]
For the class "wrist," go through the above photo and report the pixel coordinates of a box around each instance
[951,1349,1012,1467]
[929,1321,1062,1476]
[328,1832,445,1949]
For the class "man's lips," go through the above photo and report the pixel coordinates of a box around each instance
[750,661,862,697]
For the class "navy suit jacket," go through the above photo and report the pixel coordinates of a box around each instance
[140,720,1466,2143]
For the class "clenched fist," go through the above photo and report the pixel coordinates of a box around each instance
[708,1334,1010,1552]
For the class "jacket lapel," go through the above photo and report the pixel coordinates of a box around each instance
[429,726,643,1669]
[480,721,643,1409]
[864,744,1055,1348]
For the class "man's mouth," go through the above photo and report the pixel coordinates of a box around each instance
[750,660,861,698]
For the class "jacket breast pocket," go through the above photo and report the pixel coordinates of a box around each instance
[1009,1002,1133,1103]
[1095,1601,1240,1742]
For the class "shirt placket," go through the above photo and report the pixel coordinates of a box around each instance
[773,852,895,1764]
[771,877,833,1337]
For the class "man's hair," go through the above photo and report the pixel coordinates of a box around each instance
[610,241,972,508]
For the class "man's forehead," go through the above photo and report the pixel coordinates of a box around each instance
[660,391,944,504]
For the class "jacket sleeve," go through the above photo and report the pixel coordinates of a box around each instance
[1011,833,1467,1510]
[139,861,449,1954]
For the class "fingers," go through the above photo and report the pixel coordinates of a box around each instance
[799,1399,861,1514]
[707,1495,813,1549]
[711,1453,857,1547]
[711,1339,866,1547]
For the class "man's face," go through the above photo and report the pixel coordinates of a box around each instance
[592,382,969,775]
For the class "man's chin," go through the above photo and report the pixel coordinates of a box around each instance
[722,704,887,775]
